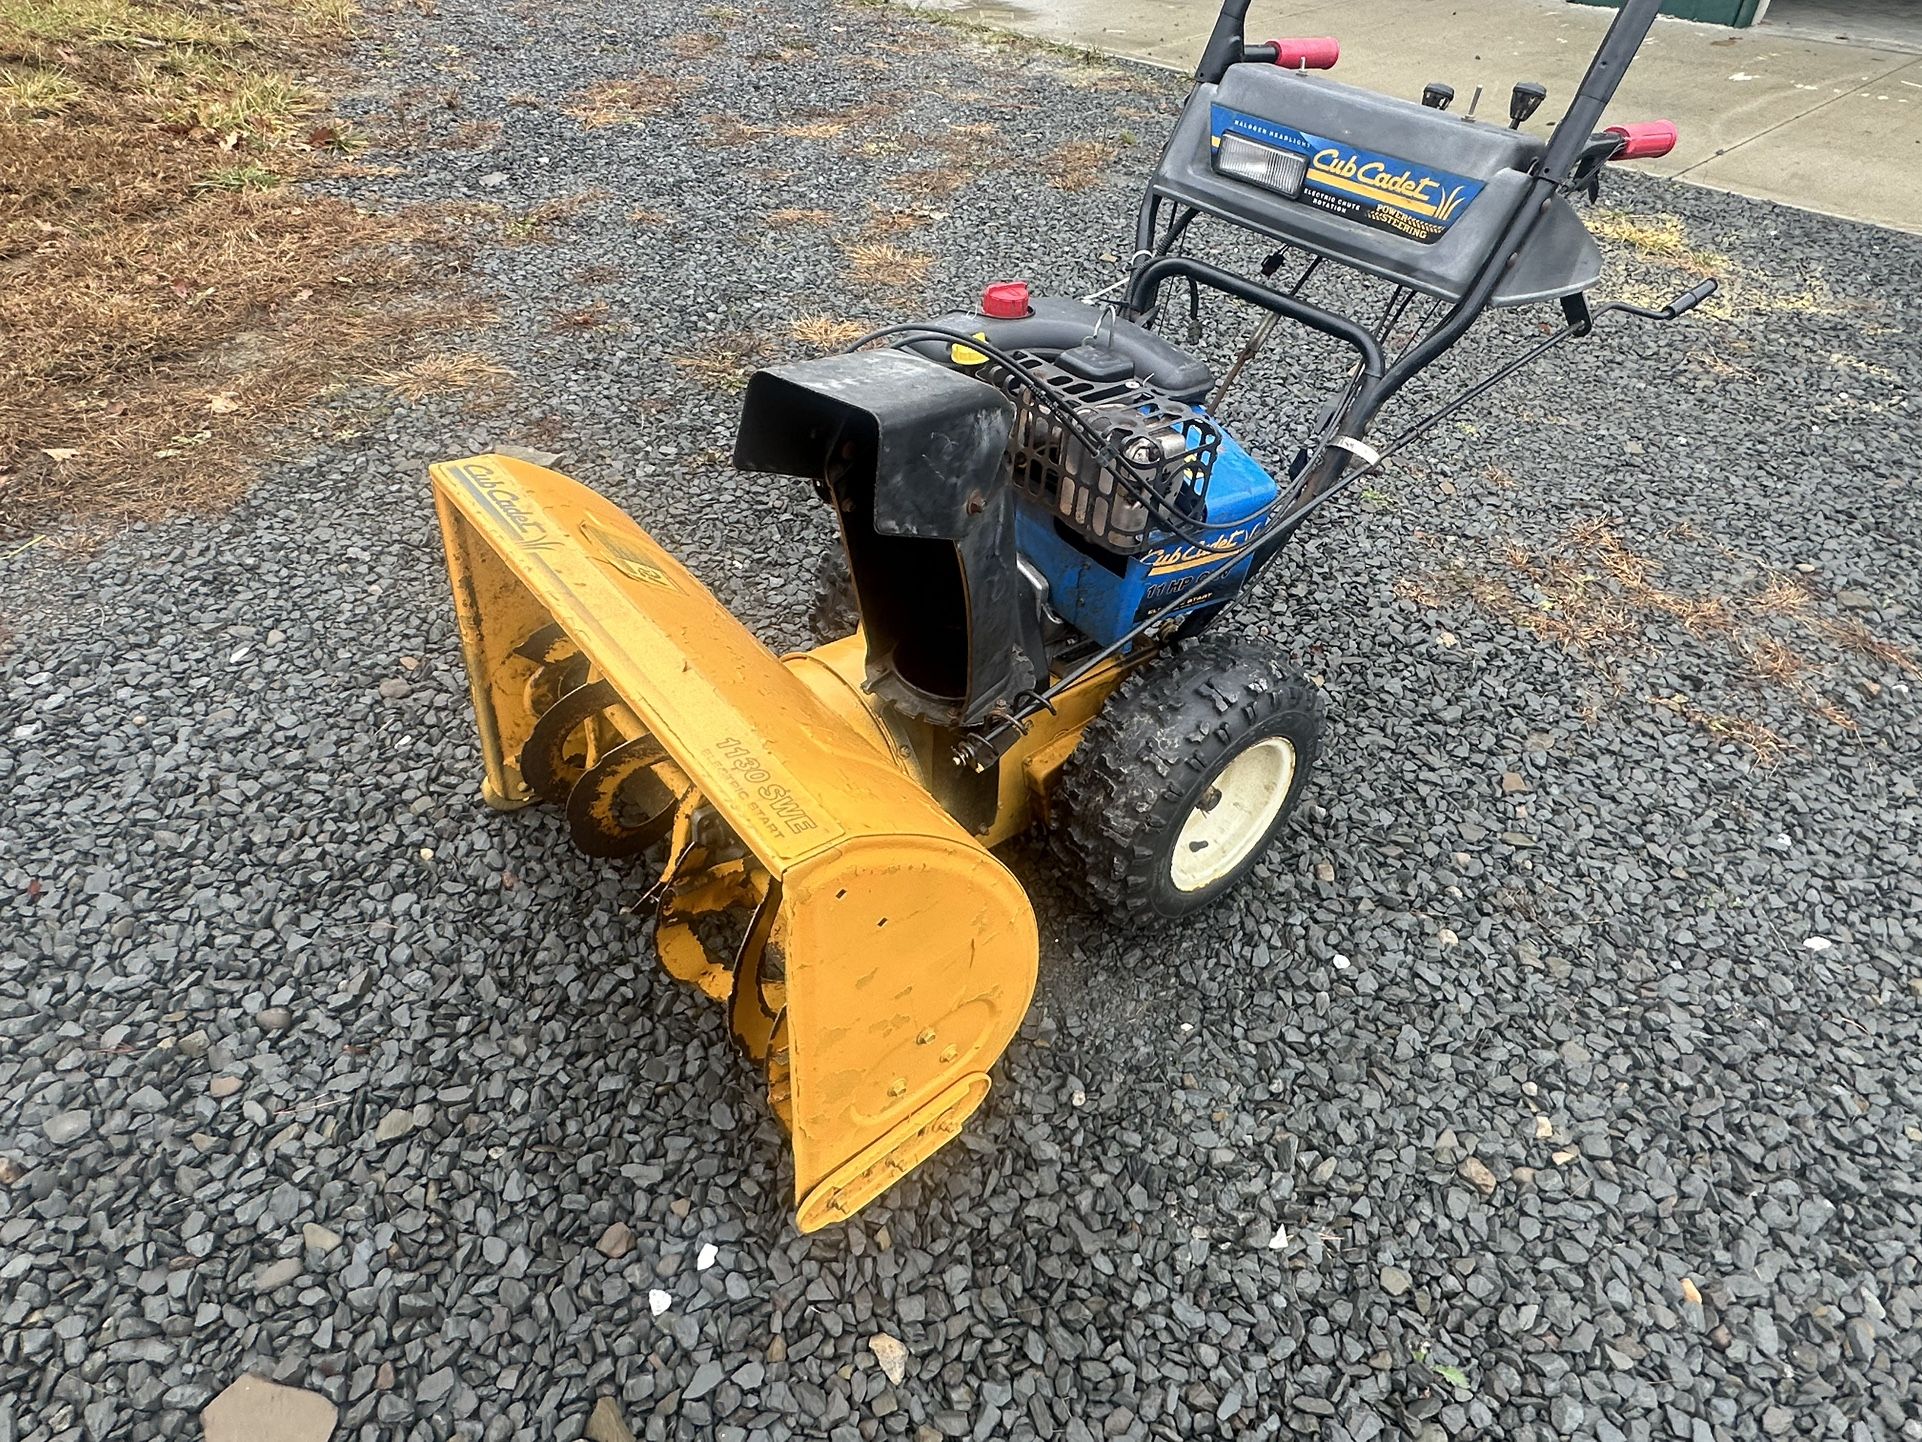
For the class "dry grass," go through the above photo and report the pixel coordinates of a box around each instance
[1,63,85,117]
[1404,523,1710,655]
[497,189,606,241]
[1829,351,1898,383]
[765,207,837,228]
[1588,207,1875,321]
[1586,210,1729,277]
[664,31,719,60]
[2,0,249,49]
[840,241,932,290]
[550,300,611,332]
[861,206,931,238]
[365,350,512,404]
[779,97,897,146]
[780,118,850,140]
[929,120,1001,154]
[671,334,766,391]
[888,166,973,199]
[848,0,1107,70]
[788,314,870,350]
[1048,61,1128,91]
[441,117,500,150]
[1691,348,1755,381]
[1647,696,1794,767]
[0,0,482,539]
[1045,139,1119,191]
[696,111,769,148]
[565,73,693,127]
[745,40,815,66]
[1480,464,1517,490]
[1399,520,1915,760]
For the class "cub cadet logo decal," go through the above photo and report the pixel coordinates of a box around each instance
[578,515,680,592]
[450,461,555,547]
[712,736,825,839]
[1143,512,1282,576]
[1311,147,1471,222]
[1207,105,1483,245]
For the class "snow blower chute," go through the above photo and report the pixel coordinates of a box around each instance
[432,0,1712,1230]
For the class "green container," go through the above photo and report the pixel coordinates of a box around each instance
[1566,0,1763,24]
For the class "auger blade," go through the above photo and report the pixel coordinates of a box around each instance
[565,738,680,858]
[518,678,619,803]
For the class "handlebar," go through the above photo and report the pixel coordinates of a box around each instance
[1197,0,1257,83]
[1665,278,1719,317]
[1604,119,1678,160]
[1606,277,1719,322]
[1244,36,1340,71]
[1540,0,1665,182]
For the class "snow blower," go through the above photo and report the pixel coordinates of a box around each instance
[432,0,1711,1230]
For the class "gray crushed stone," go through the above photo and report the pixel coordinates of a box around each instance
[2,2,1920,1440]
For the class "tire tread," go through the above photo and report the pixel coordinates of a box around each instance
[1050,633,1323,919]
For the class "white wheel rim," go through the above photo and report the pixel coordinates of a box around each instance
[1169,737,1297,892]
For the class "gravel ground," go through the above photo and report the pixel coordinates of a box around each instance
[4,2,1922,1440]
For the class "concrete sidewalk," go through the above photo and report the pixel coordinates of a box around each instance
[921,0,1922,232]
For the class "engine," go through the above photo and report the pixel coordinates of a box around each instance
[997,349,1220,553]
[956,325,1284,652]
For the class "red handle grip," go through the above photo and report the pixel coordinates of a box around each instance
[1265,36,1340,70]
[1605,120,1678,161]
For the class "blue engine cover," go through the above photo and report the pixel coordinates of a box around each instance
[1014,423,1282,649]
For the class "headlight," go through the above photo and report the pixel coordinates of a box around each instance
[1214,132,1308,200]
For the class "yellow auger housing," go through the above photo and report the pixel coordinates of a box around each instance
[431,451,1047,1230]
[432,350,1157,1229]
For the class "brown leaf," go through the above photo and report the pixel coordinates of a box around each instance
[41,448,78,462]
[207,393,241,414]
